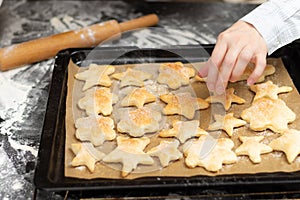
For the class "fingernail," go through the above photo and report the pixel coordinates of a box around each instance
[216,86,225,95]
[207,83,214,91]
[247,79,254,86]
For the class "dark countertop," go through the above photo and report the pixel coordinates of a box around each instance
[1,1,283,199]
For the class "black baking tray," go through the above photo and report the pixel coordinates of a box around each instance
[34,43,300,198]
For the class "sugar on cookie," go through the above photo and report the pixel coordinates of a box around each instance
[241,98,296,134]
[250,80,293,102]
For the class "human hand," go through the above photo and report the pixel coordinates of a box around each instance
[198,20,268,94]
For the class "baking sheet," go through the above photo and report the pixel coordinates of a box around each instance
[65,57,300,180]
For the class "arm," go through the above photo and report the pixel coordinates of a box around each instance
[199,0,300,94]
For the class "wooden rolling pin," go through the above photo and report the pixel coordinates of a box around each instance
[0,14,159,71]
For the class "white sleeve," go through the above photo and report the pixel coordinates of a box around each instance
[240,0,300,54]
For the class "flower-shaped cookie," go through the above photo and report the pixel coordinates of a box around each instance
[157,62,195,89]
[117,107,162,137]
[183,135,237,172]
[75,64,115,91]
[75,115,116,146]
[103,136,154,177]
[241,98,296,134]
[159,120,208,143]
[78,87,118,116]
[269,129,300,163]
[160,92,209,120]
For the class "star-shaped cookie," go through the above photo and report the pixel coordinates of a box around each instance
[235,136,273,163]
[208,113,247,137]
[75,115,116,146]
[117,107,162,137]
[121,87,156,108]
[205,88,245,111]
[241,98,296,134]
[269,129,300,163]
[160,92,209,120]
[112,68,152,88]
[75,64,115,91]
[147,140,183,167]
[78,87,118,116]
[240,63,275,83]
[157,62,195,89]
[250,80,293,102]
[71,142,105,173]
[183,135,237,172]
[159,120,208,143]
[102,136,154,177]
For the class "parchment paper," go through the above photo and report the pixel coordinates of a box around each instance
[65,58,300,179]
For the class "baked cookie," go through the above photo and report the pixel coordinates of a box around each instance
[235,136,273,163]
[75,115,116,146]
[208,113,247,137]
[250,80,293,101]
[160,92,209,120]
[157,62,195,89]
[121,87,156,108]
[205,88,245,111]
[75,64,115,91]
[112,68,152,88]
[117,107,162,137]
[241,98,296,134]
[147,140,183,167]
[102,136,154,177]
[269,129,300,163]
[240,63,275,83]
[71,142,105,173]
[183,135,237,172]
[78,87,118,116]
[159,120,208,143]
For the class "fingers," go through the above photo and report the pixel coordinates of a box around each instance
[229,47,252,82]
[215,45,243,94]
[199,20,268,94]
[205,39,227,92]
[247,53,267,85]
